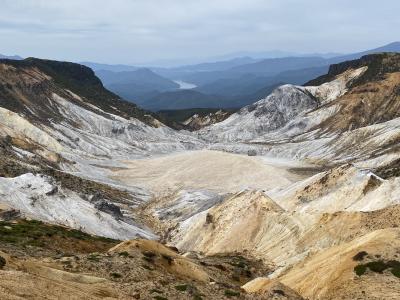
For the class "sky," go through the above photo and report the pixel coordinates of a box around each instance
[0,0,399,66]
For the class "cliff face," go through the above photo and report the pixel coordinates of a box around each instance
[305,53,400,86]
[313,54,400,132]
[0,58,156,125]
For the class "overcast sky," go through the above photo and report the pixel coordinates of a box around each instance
[0,0,399,65]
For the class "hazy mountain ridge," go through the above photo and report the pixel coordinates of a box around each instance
[0,53,23,60]
[95,68,180,105]
[87,42,400,112]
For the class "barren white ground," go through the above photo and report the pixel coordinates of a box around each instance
[111,150,310,195]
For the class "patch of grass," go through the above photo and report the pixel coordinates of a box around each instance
[354,259,400,277]
[387,260,400,268]
[118,251,129,257]
[224,290,240,297]
[366,261,387,273]
[110,272,122,279]
[391,268,400,278]
[174,284,188,292]
[0,219,117,252]
[87,254,101,262]
[354,264,368,276]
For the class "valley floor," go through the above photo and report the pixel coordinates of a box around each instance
[111,149,312,194]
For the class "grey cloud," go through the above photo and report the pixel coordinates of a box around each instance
[0,0,398,64]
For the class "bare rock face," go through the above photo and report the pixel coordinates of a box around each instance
[181,110,232,130]
[201,85,319,142]
[89,193,123,220]
[0,209,20,221]
[93,199,123,220]
[247,149,257,156]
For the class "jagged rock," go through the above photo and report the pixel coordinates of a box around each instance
[247,150,257,156]
[94,200,123,220]
[45,186,58,196]
[89,192,103,203]
[0,209,20,221]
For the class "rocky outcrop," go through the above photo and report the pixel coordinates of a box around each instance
[182,109,232,130]
[200,85,319,141]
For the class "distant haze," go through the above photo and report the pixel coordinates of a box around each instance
[0,0,399,65]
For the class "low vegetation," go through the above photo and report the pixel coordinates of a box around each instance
[354,259,400,278]
[110,272,122,279]
[174,284,188,291]
[224,289,240,297]
[0,219,118,253]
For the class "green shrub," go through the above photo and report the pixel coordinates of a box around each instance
[366,261,387,273]
[87,254,100,262]
[354,264,367,276]
[0,220,116,249]
[387,260,400,268]
[118,251,129,257]
[174,284,188,291]
[224,290,240,297]
[391,267,400,278]
[354,259,400,277]
[110,272,122,279]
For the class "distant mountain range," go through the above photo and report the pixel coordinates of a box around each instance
[81,61,138,72]
[96,68,179,104]
[0,54,23,60]
[82,42,400,111]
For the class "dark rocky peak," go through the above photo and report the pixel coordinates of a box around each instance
[306,53,400,86]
